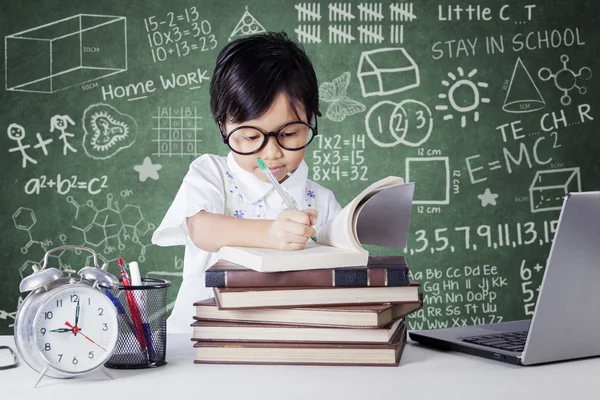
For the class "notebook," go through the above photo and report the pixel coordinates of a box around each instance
[217,176,415,272]
[409,192,600,366]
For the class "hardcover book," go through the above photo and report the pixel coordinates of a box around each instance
[204,256,410,288]
[194,297,423,328]
[212,282,421,309]
[190,317,405,344]
[216,176,414,272]
[193,321,407,366]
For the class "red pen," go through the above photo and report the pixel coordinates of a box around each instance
[117,257,147,351]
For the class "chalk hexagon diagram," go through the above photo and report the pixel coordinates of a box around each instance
[82,103,138,160]
[5,14,127,93]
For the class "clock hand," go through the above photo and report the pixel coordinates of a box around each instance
[65,321,107,352]
[49,328,73,333]
[74,296,80,331]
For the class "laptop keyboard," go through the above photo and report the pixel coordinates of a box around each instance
[460,331,528,352]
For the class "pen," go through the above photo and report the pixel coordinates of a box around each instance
[256,157,317,242]
[117,257,148,353]
[104,288,137,334]
[129,261,156,360]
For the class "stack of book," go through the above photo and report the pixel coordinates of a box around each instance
[191,256,422,366]
[190,173,420,366]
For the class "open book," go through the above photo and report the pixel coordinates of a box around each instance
[216,176,414,272]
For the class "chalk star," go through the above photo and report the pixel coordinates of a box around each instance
[477,188,498,207]
[134,156,162,182]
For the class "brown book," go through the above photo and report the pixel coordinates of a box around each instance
[194,297,423,328]
[193,321,407,366]
[205,256,410,288]
[190,317,405,344]
[212,281,421,309]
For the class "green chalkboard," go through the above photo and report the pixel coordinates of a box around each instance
[1,0,599,334]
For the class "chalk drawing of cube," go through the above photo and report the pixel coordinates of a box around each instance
[405,157,449,205]
[5,14,127,93]
[529,167,581,213]
[357,47,419,97]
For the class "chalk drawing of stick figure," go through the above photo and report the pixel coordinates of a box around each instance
[7,123,37,168]
[50,115,77,155]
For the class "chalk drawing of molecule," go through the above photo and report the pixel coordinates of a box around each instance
[14,193,154,280]
[68,193,154,262]
[538,54,592,106]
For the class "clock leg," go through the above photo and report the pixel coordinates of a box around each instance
[33,366,48,388]
[101,365,114,380]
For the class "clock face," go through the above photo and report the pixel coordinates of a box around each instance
[32,285,119,374]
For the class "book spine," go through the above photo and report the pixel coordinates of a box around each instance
[205,267,409,288]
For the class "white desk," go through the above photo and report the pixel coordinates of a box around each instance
[0,334,596,399]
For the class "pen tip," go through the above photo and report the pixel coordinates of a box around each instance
[256,157,266,170]
[117,257,124,267]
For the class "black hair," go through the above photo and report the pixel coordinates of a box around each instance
[209,31,319,127]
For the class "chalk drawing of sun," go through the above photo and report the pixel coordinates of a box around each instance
[435,67,490,128]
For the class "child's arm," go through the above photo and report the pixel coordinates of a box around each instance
[187,209,318,252]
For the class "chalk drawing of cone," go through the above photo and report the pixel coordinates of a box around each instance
[503,57,546,114]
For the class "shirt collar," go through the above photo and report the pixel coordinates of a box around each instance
[226,152,308,207]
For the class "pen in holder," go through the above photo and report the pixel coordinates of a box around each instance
[104,278,171,369]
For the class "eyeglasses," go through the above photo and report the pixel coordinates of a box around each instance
[219,118,318,155]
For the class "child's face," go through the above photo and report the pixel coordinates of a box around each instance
[224,93,309,184]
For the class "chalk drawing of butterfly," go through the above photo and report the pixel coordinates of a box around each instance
[319,72,366,122]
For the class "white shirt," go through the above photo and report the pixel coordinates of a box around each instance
[151,152,342,333]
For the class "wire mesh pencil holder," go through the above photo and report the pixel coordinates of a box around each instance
[104,278,171,369]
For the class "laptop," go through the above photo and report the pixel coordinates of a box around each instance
[409,191,600,365]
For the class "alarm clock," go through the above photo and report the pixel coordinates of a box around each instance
[14,245,120,387]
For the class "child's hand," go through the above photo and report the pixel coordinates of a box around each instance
[267,209,318,251]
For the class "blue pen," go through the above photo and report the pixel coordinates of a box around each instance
[104,289,137,335]
[141,323,156,360]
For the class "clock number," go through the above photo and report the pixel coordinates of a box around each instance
[71,294,79,303]
[44,311,53,320]
[72,356,79,365]
[102,323,108,331]
[89,351,95,359]
[58,354,63,362]
[44,343,51,351]
[98,307,104,316]
[56,299,63,307]
[40,328,46,336]
[88,298,91,306]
